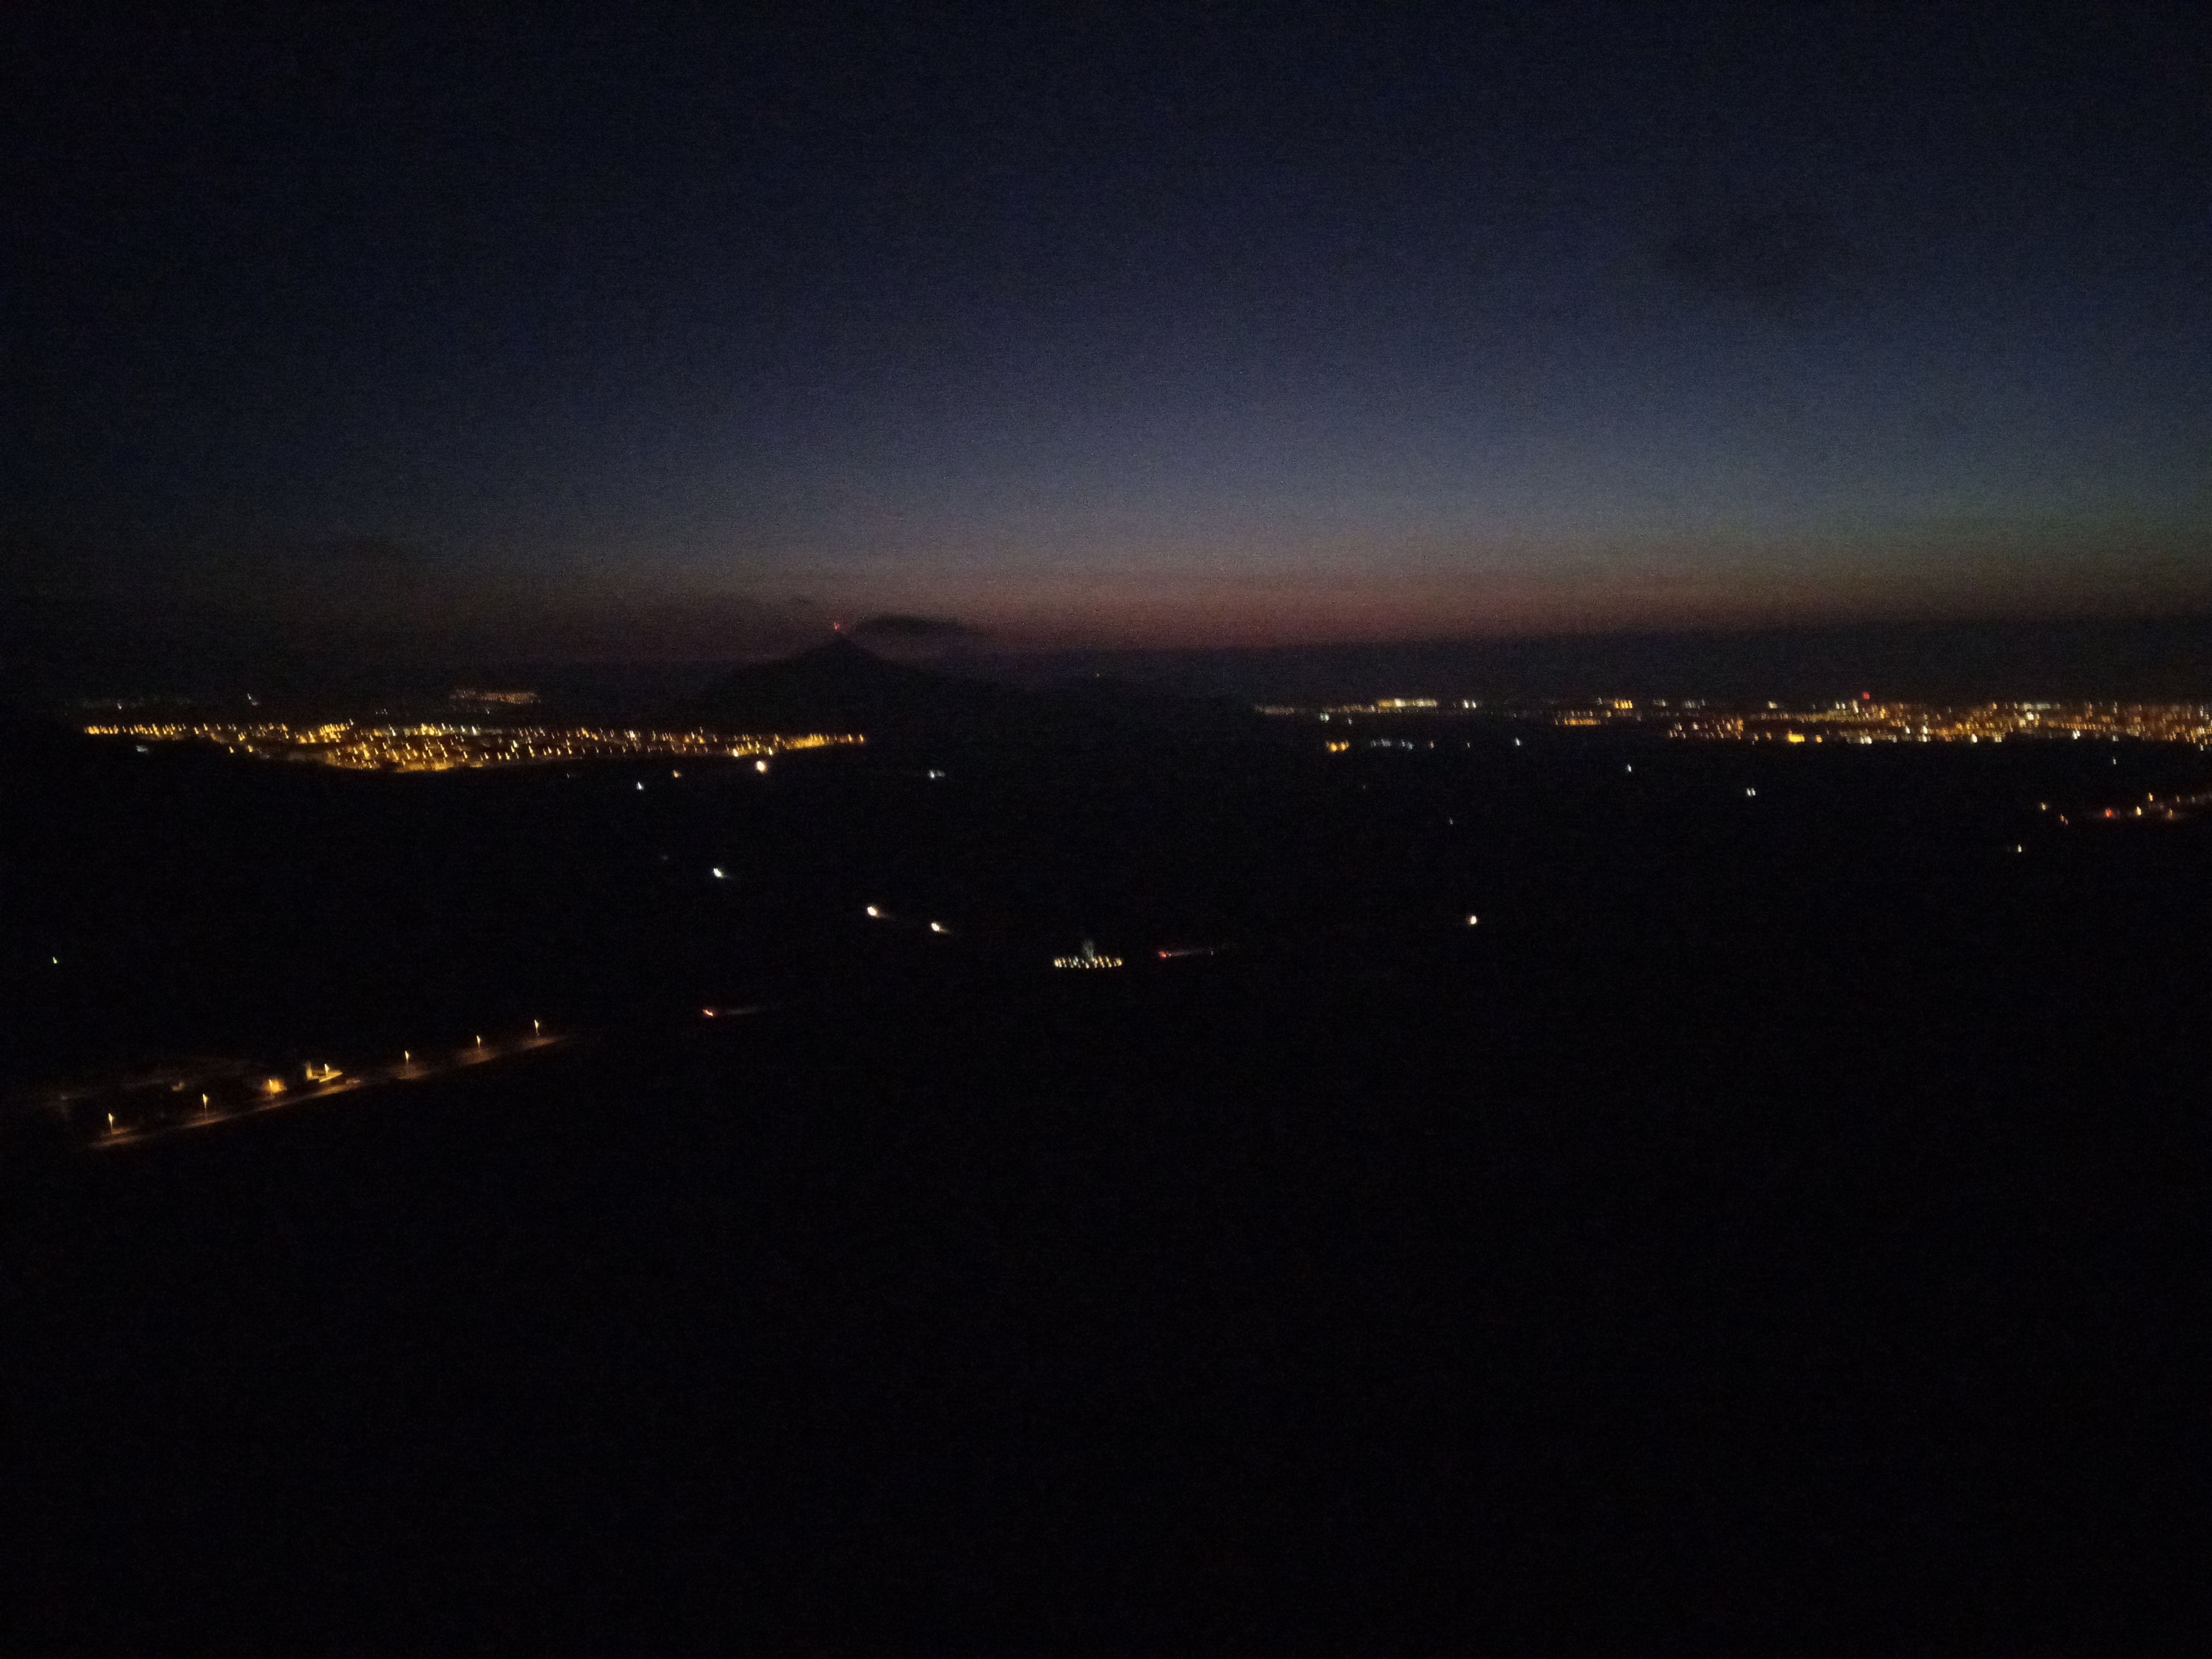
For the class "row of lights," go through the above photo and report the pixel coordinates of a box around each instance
[108,1019,552,1135]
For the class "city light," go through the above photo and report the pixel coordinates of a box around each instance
[83,720,861,773]
[1053,939,1123,969]
[1651,700,2212,747]
[1258,697,2212,749]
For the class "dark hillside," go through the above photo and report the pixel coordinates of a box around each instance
[675,637,1260,744]
[5,720,2211,1650]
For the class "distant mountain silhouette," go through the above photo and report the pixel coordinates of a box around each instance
[672,637,1258,743]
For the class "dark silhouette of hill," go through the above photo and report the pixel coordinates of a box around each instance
[673,636,1259,743]
[0,709,96,778]
[676,636,1019,736]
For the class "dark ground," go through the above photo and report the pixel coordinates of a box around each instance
[3,718,2209,1653]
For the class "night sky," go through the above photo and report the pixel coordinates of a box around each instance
[6,3,2208,665]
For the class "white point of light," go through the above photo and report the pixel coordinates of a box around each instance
[756,759,769,773]
[1466,914,1479,926]
[929,922,946,933]
[711,867,725,879]
[1745,787,1756,796]
[865,905,881,917]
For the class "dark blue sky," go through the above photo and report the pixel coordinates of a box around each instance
[6,3,2208,662]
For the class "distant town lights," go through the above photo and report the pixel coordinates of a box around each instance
[1054,939,1123,969]
[83,721,859,773]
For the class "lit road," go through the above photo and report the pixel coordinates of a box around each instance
[91,1033,574,1151]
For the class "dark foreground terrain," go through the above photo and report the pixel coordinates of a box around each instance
[4,717,2210,1652]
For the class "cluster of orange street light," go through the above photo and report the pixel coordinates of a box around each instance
[84,720,862,771]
